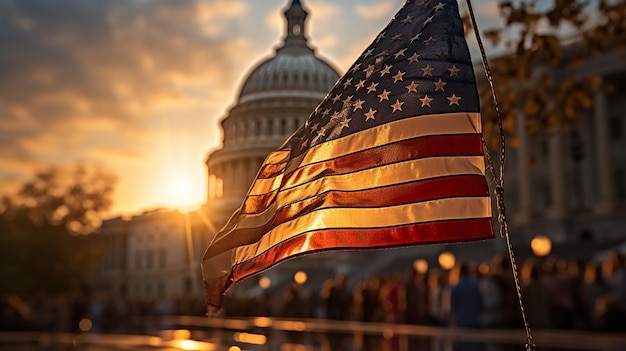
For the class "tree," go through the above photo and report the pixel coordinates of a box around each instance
[468,0,626,147]
[0,164,117,295]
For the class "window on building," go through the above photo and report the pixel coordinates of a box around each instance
[135,252,143,269]
[610,116,622,140]
[183,278,192,294]
[158,248,166,268]
[280,119,287,135]
[241,122,247,138]
[145,283,152,297]
[268,119,274,134]
[146,250,154,269]
[120,284,128,298]
[157,282,165,297]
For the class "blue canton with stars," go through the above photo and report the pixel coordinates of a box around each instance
[289,0,479,156]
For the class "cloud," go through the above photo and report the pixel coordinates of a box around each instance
[354,2,395,20]
[0,0,253,212]
[195,0,248,35]
[265,9,284,35]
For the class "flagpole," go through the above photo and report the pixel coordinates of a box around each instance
[464,0,536,349]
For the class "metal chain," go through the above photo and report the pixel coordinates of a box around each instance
[466,0,535,349]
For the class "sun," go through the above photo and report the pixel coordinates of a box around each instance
[165,174,203,212]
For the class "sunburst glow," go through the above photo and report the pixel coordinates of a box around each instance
[162,170,204,211]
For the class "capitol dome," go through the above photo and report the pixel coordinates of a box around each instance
[205,0,340,222]
[237,0,340,104]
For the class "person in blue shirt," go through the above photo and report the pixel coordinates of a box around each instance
[451,263,484,328]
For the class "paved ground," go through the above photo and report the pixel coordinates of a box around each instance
[2,317,626,351]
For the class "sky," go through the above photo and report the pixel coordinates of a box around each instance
[0,0,503,217]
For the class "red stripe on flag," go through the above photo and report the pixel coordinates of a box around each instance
[270,175,489,229]
[259,133,482,182]
[230,175,489,242]
[230,218,494,282]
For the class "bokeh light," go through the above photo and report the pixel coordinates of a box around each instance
[531,235,552,256]
[259,276,271,289]
[294,271,307,284]
[413,258,428,274]
[438,251,456,270]
[78,318,92,332]
[173,329,191,340]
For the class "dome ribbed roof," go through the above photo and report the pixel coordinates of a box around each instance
[237,0,339,103]
[238,53,339,102]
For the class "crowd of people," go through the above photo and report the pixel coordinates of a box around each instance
[224,251,626,332]
[1,251,625,333]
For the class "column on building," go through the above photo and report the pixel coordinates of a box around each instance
[249,158,258,186]
[232,161,239,196]
[207,169,213,200]
[514,110,532,224]
[547,131,566,220]
[260,118,268,139]
[270,116,277,136]
[223,162,232,197]
[236,159,246,196]
[213,164,222,198]
[593,89,614,214]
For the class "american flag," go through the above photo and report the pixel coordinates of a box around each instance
[203,0,494,309]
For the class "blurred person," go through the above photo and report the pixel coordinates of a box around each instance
[1,295,32,331]
[550,258,577,329]
[404,267,429,324]
[280,283,307,318]
[583,261,610,329]
[492,254,521,328]
[427,269,450,325]
[478,262,502,328]
[450,263,483,328]
[593,292,626,332]
[322,273,352,320]
[364,276,383,322]
[520,259,553,329]
[602,251,626,311]
[379,274,405,323]
[567,258,587,328]
[352,280,367,321]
